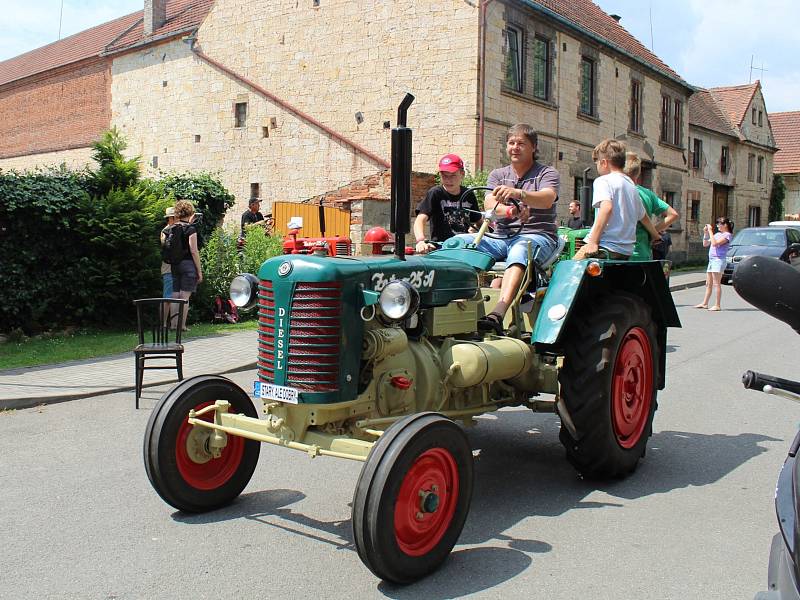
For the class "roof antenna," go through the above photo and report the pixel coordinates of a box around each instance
[58,0,64,39]
[750,55,769,82]
[649,1,654,51]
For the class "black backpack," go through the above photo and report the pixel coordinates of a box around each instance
[162,223,188,265]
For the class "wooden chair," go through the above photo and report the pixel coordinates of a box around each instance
[133,298,188,409]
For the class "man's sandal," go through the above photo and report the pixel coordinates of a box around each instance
[477,312,504,335]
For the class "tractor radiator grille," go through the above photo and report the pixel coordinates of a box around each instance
[335,240,351,256]
[257,280,343,393]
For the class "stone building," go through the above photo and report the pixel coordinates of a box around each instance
[686,82,776,258]
[769,111,800,218]
[1,0,693,253]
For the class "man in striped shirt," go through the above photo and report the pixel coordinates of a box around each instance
[456,123,560,332]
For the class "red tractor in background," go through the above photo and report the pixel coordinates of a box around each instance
[280,205,353,257]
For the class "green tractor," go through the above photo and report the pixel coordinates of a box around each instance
[143,95,680,583]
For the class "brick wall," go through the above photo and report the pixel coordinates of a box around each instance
[0,58,111,159]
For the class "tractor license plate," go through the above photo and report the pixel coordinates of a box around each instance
[253,381,299,404]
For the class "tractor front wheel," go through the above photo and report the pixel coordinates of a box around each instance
[352,413,473,584]
[558,292,661,478]
[144,375,260,513]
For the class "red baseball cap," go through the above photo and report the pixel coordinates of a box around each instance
[438,153,464,173]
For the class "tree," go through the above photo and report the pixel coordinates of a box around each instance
[87,127,142,196]
[769,174,786,223]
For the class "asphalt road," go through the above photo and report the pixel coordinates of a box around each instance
[2,287,797,600]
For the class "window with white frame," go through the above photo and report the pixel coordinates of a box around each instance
[748,205,761,227]
[691,138,702,169]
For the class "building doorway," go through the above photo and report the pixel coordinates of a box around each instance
[712,184,730,223]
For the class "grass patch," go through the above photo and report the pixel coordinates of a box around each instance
[0,320,258,371]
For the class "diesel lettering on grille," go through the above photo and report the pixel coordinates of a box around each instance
[276,307,286,370]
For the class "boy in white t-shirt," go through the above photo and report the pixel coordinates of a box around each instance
[574,139,660,260]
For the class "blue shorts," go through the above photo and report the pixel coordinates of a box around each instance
[707,257,725,273]
[162,273,173,298]
[171,259,198,293]
[453,232,558,267]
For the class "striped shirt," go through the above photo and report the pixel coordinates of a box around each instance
[488,163,560,238]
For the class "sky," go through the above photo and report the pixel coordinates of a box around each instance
[1,0,799,112]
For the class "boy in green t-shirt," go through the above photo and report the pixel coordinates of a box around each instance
[624,152,680,260]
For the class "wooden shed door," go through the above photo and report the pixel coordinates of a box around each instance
[272,202,351,238]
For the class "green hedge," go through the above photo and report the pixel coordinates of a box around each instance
[0,168,88,332]
[0,167,240,334]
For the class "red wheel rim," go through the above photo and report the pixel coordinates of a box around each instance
[175,401,245,490]
[393,448,460,557]
[611,327,654,449]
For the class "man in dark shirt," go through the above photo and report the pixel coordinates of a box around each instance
[566,201,586,229]
[414,154,481,254]
[240,197,267,238]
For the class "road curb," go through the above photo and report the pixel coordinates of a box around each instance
[1,362,258,412]
[669,280,706,292]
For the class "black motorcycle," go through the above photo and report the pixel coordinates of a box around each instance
[735,250,800,600]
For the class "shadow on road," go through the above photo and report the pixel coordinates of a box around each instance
[378,547,534,598]
[168,409,778,595]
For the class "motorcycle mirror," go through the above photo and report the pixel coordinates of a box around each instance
[733,255,800,333]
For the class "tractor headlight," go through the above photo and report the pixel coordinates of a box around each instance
[379,281,419,322]
[230,274,259,310]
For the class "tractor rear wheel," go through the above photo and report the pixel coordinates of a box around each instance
[352,413,473,584]
[558,292,661,478]
[144,375,260,512]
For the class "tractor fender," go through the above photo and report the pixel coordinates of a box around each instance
[533,259,681,347]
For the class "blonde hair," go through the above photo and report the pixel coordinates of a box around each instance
[174,199,195,220]
[624,152,641,179]
[592,139,626,169]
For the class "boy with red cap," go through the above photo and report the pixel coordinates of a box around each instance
[413,153,481,254]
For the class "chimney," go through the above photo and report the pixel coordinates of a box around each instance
[144,0,167,36]
[610,14,622,22]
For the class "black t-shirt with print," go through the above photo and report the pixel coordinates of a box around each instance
[415,185,480,242]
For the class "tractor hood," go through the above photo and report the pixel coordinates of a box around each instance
[258,253,479,307]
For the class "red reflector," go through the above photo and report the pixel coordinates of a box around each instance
[391,376,412,390]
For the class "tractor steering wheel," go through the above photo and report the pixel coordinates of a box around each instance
[458,186,524,239]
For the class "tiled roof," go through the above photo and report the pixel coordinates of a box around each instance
[708,82,760,128]
[0,12,140,88]
[520,0,689,87]
[105,0,215,54]
[688,89,738,138]
[0,0,214,88]
[771,111,800,174]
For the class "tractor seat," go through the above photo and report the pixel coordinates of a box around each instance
[490,235,566,273]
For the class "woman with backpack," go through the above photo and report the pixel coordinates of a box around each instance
[168,200,203,331]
